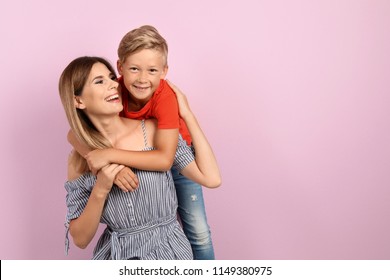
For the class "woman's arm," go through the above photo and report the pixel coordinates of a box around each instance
[168,80,222,188]
[67,130,92,158]
[67,156,124,249]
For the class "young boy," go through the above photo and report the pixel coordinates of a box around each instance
[68,25,216,259]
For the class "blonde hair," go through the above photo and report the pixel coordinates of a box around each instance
[118,25,168,65]
[58,56,116,172]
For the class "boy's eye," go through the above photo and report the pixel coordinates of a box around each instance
[149,69,158,73]
[129,67,139,72]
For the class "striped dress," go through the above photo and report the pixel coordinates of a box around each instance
[64,120,194,260]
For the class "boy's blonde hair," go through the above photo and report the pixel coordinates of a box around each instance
[58,56,115,172]
[117,25,168,65]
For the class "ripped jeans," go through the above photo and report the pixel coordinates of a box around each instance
[171,167,215,260]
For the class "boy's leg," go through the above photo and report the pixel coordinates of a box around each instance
[171,167,215,260]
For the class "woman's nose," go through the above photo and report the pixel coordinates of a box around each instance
[110,79,119,89]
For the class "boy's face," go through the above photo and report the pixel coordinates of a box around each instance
[118,49,168,105]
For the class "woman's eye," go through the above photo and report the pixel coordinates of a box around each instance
[95,80,103,84]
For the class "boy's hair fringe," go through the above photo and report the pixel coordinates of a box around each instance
[118,25,168,65]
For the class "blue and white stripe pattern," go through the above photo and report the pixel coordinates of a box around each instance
[64,120,195,260]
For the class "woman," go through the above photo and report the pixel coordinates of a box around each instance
[59,56,221,260]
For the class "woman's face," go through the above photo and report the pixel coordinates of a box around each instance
[76,62,123,116]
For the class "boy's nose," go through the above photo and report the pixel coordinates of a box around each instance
[137,71,148,82]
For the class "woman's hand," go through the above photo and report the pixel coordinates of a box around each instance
[166,80,193,120]
[95,163,125,196]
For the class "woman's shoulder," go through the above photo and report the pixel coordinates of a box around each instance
[116,118,157,149]
[143,119,157,147]
[144,118,158,129]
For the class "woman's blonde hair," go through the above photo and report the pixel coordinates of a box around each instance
[58,56,116,172]
[118,25,168,65]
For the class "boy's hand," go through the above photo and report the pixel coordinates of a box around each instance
[114,167,139,192]
[85,149,112,175]
[166,80,192,120]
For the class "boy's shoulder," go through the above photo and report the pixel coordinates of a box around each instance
[151,80,177,106]
[154,79,174,97]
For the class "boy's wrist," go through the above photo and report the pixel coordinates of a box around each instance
[108,148,120,164]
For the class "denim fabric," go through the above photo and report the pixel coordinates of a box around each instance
[171,167,215,260]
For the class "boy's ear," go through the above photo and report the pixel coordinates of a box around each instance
[74,96,86,109]
[161,65,169,79]
[117,60,123,75]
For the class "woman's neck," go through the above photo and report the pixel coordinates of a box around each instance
[90,115,144,149]
[89,115,125,146]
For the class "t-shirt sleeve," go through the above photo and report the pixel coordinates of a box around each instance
[173,134,195,172]
[153,86,180,129]
[64,173,95,254]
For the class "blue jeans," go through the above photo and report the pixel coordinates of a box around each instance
[171,167,215,260]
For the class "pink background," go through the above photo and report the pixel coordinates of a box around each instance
[1,0,389,260]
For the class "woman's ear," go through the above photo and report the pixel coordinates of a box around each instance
[74,96,86,109]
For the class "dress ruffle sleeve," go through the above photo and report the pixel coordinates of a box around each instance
[64,173,96,254]
[172,135,195,172]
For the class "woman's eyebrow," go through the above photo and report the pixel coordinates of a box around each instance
[91,75,105,81]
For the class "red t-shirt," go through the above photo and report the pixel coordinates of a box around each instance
[119,77,192,145]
